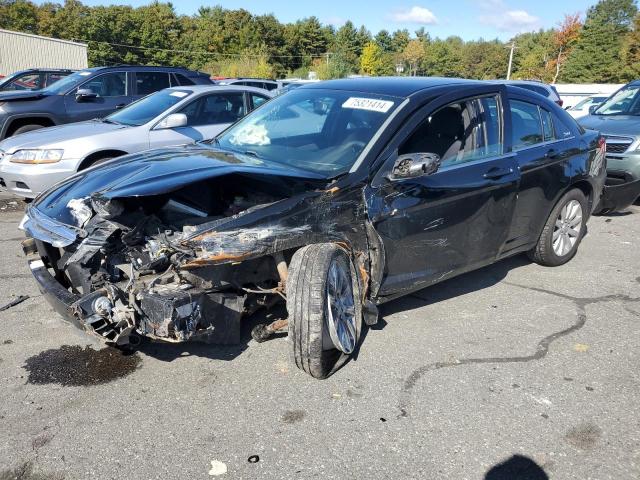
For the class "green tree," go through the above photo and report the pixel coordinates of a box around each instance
[621,13,640,79]
[391,29,410,53]
[423,37,464,77]
[374,29,393,52]
[360,41,393,75]
[562,0,637,82]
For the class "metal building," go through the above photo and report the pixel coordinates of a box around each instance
[0,29,88,76]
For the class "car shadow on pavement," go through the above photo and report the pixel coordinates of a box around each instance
[378,253,532,320]
[484,455,549,479]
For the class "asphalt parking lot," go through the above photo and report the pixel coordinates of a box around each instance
[0,196,638,480]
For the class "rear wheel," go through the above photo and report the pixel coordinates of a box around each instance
[528,189,587,266]
[287,244,362,379]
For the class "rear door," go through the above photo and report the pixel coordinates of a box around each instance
[148,91,248,147]
[367,86,520,296]
[504,95,577,251]
[63,71,130,121]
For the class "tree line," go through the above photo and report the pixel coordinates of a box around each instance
[1,0,639,83]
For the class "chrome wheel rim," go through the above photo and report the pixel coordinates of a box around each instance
[326,258,357,354]
[553,199,583,256]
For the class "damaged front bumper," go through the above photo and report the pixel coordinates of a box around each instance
[26,252,248,345]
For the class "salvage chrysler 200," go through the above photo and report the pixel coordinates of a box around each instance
[20,78,605,379]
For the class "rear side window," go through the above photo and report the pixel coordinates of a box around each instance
[400,95,503,167]
[174,73,195,86]
[541,109,555,141]
[136,72,170,95]
[5,73,42,91]
[250,93,269,109]
[510,100,543,149]
[180,92,246,126]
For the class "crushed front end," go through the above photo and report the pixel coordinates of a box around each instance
[20,175,320,346]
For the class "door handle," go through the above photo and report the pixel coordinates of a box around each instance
[483,167,514,180]
[545,148,558,158]
[115,103,126,109]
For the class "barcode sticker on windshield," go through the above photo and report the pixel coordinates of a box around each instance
[342,97,394,113]
[170,91,188,98]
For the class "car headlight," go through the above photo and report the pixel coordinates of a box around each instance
[10,149,64,164]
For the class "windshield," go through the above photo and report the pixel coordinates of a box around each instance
[594,85,640,116]
[215,89,401,177]
[105,89,192,126]
[40,70,94,95]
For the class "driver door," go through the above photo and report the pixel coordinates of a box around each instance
[367,87,520,296]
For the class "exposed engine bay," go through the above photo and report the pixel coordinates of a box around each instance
[23,173,327,346]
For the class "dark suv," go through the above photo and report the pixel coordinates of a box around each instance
[0,66,212,139]
[0,68,74,92]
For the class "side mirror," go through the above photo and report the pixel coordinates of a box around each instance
[75,88,97,102]
[390,152,441,180]
[156,113,188,129]
[588,105,599,115]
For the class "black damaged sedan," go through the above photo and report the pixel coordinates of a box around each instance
[20,78,606,378]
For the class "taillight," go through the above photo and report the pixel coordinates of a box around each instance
[556,99,564,107]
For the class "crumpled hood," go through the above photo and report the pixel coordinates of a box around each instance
[0,120,127,153]
[0,90,46,101]
[32,144,324,226]
[579,115,640,138]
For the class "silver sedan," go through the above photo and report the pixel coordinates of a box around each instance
[0,85,273,198]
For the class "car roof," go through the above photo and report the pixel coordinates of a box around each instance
[86,66,207,75]
[302,76,484,97]
[166,85,274,96]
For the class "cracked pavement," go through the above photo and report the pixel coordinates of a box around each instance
[0,199,638,479]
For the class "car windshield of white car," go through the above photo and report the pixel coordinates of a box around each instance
[215,89,401,177]
[594,85,640,116]
[106,89,192,126]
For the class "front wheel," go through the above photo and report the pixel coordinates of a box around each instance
[286,244,362,379]
[528,189,587,266]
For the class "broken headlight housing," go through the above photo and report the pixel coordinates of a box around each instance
[10,149,64,164]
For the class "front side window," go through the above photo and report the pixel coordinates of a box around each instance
[400,95,502,167]
[594,85,640,116]
[215,89,401,177]
[81,72,127,97]
[136,72,170,96]
[45,73,66,87]
[106,89,192,126]
[180,92,246,126]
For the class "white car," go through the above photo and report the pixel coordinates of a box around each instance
[566,95,609,119]
[0,85,272,198]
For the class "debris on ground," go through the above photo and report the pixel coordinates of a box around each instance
[0,295,29,312]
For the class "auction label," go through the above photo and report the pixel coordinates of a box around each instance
[342,97,394,113]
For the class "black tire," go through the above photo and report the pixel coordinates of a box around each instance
[12,124,45,136]
[528,189,587,267]
[287,243,362,379]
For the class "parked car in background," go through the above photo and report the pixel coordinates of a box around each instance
[579,80,640,213]
[494,80,563,107]
[0,85,271,198]
[216,77,280,91]
[19,77,605,379]
[0,68,74,92]
[566,95,608,119]
[0,65,213,140]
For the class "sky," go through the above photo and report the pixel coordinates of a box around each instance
[45,0,597,41]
